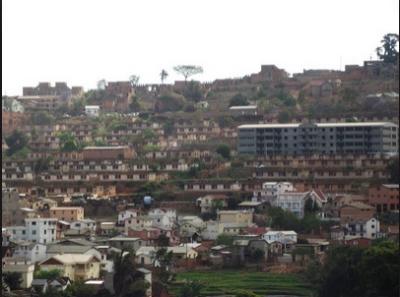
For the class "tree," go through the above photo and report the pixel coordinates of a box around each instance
[359,240,399,297]
[129,75,140,87]
[155,247,174,284]
[376,33,399,64]
[160,69,168,84]
[227,196,239,210]
[173,65,203,82]
[58,132,79,152]
[31,111,55,125]
[129,95,141,112]
[33,157,51,174]
[183,81,203,102]
[251,249,265,262]
[34,268,62,280]
[178,281,203,297]
[2,272,22,290]
[216,144,231,160]
[97,79,107,90]
[113,249,149,297]
[155,94,185,112]
[163,119,175,136]
[216,234,234,246]
[387,156,399,184]
[156,234,170,247]
[229,93,249,107]
[307,241,400,297]
[5,130,28,156]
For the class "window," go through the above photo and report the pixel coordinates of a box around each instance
[32,230,36,235]
[32,222,37,226]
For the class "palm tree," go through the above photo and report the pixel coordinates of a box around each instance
[160,69,168,84]
[113,249,149,297]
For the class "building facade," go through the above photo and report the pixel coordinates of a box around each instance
[368,184,399,212]
[237,122,399,156]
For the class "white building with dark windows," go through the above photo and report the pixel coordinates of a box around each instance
[253,182,294,203]
[344,217,381,240]
[262,231,297,244]
[238,122,398,156]
[7,218,58,244]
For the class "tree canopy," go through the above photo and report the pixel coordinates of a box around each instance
[306,240,399,297]
[216,144,231,160]
[174,65,203,81]
[229,93,249,107]
[376,33,399,64]
[5,130,29,156]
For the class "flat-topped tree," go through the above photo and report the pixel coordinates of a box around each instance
[173,65,203,82]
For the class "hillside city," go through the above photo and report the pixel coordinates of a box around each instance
[1,33,399,297]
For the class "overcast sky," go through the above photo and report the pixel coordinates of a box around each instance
[2,0,399,95]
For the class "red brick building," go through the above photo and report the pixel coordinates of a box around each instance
[2,111,25,135]
[368,184,400,213]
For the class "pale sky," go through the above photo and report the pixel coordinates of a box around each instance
[2,0,399,96]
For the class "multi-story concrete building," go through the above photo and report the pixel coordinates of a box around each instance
[253,182,294,202]
[2,187,24,227]
[7,218,58,244]
[237,122,398,156]
[217,210,253,226]
[368,184,400,213]
[50,207,84,222]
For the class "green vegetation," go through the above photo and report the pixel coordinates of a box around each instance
[174,65,204,82]
[387,156,399,184]
[113,250,149,297]
[5,130,29,156]
[177,280,204,297]
[155,93,186,112]
[2,272,22,290]
[216,144,231,160]
[58,131,80,152]
[376,33,399,64]
[229,93,249,106]
[267,207,332,234]
[30,111,55,125]
[183,81,203,102]
[34,268,62,280]
[306,240,399,297]
[169,271,313,296]
[216,234,234,246]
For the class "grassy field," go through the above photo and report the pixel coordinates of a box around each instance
[168,270,314,297]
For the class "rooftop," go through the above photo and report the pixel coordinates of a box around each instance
[238,122,398,129]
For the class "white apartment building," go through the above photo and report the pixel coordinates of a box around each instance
[118,209,140,225]
[12,241,47,263]
[344,217,381,240]
[85,105,100,117]
[253,182,294,203]
[273,190,325,218]
[70,219,97,233]
[262,231,298,244]
[7,218,58,244]
[148,208,177,229]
